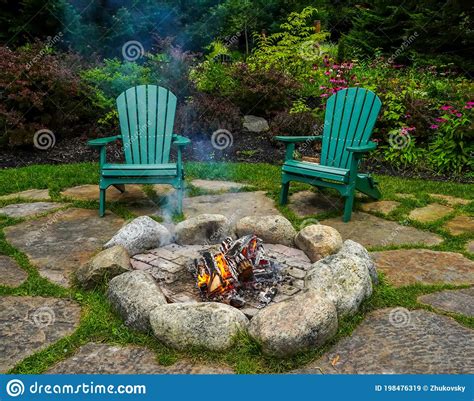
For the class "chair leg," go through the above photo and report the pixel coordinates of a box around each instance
[99,188,106,217]
[343,190,355,222]
[177,186,183,215]
[113,184,125,193]
[280,180,290,205]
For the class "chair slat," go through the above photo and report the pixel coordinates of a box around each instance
[162,92,177,163]
[147,85,158,163]
[125,88,141,163]
[320,91,337,166]
[136,85,148,164]
[156,87,168,163]
[116,93,133,163]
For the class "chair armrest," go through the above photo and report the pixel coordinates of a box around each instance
[87,135,121,147]
[346,141,377,153]
[275,136,323,143]
[172,135,191,147]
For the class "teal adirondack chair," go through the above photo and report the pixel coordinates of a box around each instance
[277,88,382,222]
[88,85,190,217]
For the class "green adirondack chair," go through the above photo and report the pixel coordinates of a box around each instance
[277,87,382,222]
[88,85,190,217]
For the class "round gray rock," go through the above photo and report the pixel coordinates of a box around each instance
[150,302,249,351]
[295,224,342,262]
[174,214,232,245]
[305,240,373,317]
[76,245,131,289]
[249,289,338,357]
[108,270,167,332]
[235,215,296,246]
[105,216,171,256]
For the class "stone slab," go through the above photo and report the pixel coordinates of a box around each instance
[292,309,474,374]
[61,184,146,202]
[409,203,453,223]
[467,240,474,254]
[190,180,245,192]
[47,343,234,374]
[445,215,474,236]
[288,191,343,217]
[321,212,442,248]
[183,191,280,224]
[360,200,400,215]
[0,189,50,201]
[0,202,66,218]
[418,288,474,317]
[371,249,474,287]
[4,208,124,287]
[0,256,27,287]
[0,296,81,373]
[429,194,470,206]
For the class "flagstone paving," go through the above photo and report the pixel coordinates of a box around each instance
[4,208,124,287]
[288,191,343,217]
[190,179,245,192]
[444,215,474,236]
[183,191,280,223]
[359,200,400,215]
[418,288,474,317]
[0,189,51,201]
[0,296,81,373]
[0,202,67,218]
[429,194,471,206]
[371,249,474,287]
[0,255,27,287]
[408,203,453,223]
[47,343,234,374]
[291,308,474,374]
[321,212,443,248]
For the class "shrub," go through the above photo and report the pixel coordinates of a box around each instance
[0,43,96,147]
[269,110,322,137]
[175,92,241,136]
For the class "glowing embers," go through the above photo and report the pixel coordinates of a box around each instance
[190,235,282,308]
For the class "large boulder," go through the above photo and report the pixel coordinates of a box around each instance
[104,216,171,256]
[174,214,232,245]
[76,245,131,289]
[108,271,167,332]
[295,224,342,262]
[243,115,269,133]
[150,302,249,351]
[235,215,296,246]
[305,240,374,317]
[341,239,378,285]
[249,290,338,357]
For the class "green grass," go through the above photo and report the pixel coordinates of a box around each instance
[0,162,473,374]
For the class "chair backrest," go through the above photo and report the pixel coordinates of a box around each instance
[321,88,381,169]
[116,85,177,164]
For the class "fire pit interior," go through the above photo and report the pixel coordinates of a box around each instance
[189,235,284,309]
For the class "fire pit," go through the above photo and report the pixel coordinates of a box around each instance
[190,235,283,308]
[101,214,378,357]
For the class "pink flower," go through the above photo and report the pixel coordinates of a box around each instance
[430,124,439,129]
[456,113,462,117]
[435,117,447,123]
[320,93,329,98]
[464,105,472,109]
[319,86,326,89]
[440,105,452,110]
[324,70,331,76]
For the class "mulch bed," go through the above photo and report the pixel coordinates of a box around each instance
[0,132,470,183]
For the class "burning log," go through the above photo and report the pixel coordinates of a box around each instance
[189,235,282,307]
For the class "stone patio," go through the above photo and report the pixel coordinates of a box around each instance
[0,182,472,374]
[321,212,442,247]
[0,255,27,287]
[408,203,453,223]
[292,308,474,374]
[0,296,81,372]
[371,249,474,287]
[4,208,124,287]
[47,343,234,374]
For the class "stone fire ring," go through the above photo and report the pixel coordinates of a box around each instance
[77,214,378,358]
